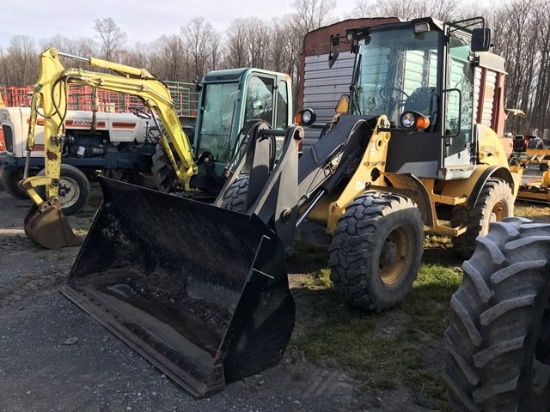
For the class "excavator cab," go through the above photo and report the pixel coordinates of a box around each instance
[196,69,291,166]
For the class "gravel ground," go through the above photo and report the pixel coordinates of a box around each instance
[0,186,434,412]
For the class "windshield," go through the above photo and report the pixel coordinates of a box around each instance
[198,82,240,163]
[353,25,441,128]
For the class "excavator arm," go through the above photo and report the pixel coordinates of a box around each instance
[22,48,199,248]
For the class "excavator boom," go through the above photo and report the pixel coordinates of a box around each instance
[21,48,198,248]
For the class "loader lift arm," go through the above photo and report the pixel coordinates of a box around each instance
[22,48,199,249]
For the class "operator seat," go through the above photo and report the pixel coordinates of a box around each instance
[404,87,438,130]
[404,87,438,115]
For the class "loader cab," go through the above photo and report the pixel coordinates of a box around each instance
[194,68,293,177]
[345,17,491,180]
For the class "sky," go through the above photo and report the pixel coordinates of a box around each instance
[0,0,360,49]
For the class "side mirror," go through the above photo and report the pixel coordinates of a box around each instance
[328,51,339,69]
[328,34,341,69]
[471,28,491,52]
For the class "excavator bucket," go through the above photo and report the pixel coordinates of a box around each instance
[59,176,295,398]
[24,201,81,249]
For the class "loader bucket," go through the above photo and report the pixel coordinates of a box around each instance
[60,176,295,398]
[24,201,80,249]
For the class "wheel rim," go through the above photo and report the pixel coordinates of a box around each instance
[490,199,508,222]
[379,227,411,287]
[58,177,80,209]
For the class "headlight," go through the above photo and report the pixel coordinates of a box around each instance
[301,109,312,124]
[294,109,316,126]
[400,111,430,131]
[401,112,416,128]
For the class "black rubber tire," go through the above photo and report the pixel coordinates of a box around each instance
[451,178,514,259]
[220,175,249,213]
[1,169,28,199]
[151,145,175,192]
[443,217,550,411]
[38,164,90,215]
[328,192,424,312]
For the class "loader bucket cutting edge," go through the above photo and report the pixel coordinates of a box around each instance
[60,176,295,397]
[24,201,81,249]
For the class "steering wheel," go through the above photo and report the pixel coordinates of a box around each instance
[378,87,409,106]
[129,107,151,119]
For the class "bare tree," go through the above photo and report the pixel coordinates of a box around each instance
[120,42,153,71]
[180,17,216,81]
[270,19,296,74]
[93,17,128,61]
[292,0,334,33]
[421,0,460,21]
[224,19,251,68]
[209,36,225,71]
[38,35,98,71]
[352,0,460,21]
[3,36,38,86]
[529,1,550,135]
[224,17,272,69]
[491,0,539,133]
[148,35,187,81]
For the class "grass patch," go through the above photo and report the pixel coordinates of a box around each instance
[515,201,550,222]
[293,236,462,411]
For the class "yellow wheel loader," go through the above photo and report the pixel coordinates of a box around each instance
[59,17,520,397]
[21,48,294,249]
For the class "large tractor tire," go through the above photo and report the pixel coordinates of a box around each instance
[151,145,175,192]
[444,217,550,411]
[328,192,424,312]
[220,175,250,213]
[451,178,514,259]
[1,169,28,199]
[38,164,90,215]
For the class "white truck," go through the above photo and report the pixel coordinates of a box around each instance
[0,107,155,214]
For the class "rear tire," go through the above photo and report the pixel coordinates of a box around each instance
[1,169,28,199]
[328,192,424,312]
[444,218,550,411]
[38,164,90,215]
[451,178,514,259]
[151,145,176,192]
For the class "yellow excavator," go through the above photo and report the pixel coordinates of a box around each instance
[22,48,198,248]
[21,48,296,249]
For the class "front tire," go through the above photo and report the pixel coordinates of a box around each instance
[328,192,424,312]
[444,218,550,411]
[220,175,250,213]
[451,178,514,259]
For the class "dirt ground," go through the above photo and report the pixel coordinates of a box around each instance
[0,185,436,412]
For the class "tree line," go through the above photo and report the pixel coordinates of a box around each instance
[1,0,548,136]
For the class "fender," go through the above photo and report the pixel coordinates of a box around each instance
[467,165,516,208]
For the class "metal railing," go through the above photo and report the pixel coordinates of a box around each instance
[0,81,199,116]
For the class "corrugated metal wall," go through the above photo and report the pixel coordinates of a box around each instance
[302,51,354,128]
